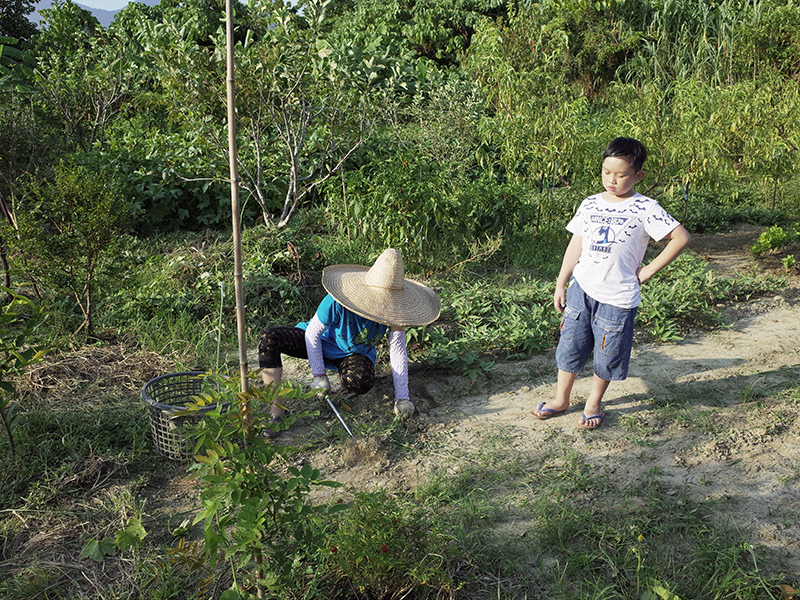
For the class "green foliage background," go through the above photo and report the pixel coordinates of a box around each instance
[1,0,796,353]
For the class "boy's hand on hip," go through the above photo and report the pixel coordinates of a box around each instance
[637,265,654,284]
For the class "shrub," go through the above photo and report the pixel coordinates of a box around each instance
[0,288,46,455]
[750,224,797,255]
[324,491,456,598]
[176,371,346,599]
[12,160,137,338]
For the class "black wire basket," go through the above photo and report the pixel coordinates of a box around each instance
[141,371,221,461]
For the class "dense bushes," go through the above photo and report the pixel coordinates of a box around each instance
[3,0,800,353]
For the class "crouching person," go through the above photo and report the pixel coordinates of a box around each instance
[258,248,440,437]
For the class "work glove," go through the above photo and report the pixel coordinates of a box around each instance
[393,398,415,419]
[311,375,331,396]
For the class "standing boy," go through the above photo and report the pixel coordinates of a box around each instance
[532,137,691,428]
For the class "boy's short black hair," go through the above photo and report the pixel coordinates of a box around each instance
[603,137,647,171]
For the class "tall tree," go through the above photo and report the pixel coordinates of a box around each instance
[0,0,38,42]
[33,0,136,152]
[240,0,374,227]
[140,0,379,228]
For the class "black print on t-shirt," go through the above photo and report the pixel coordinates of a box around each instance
[589,215,629,254]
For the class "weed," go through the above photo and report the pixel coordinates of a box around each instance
[742,377,766,404]
[750,224,797,256]
[651,392,691,410]
[619,413,657,446]
[776,462,800,485]
[324,491,457,598]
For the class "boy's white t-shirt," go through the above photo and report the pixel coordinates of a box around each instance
[567,192,680,309]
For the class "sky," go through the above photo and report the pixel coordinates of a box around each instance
[81,0,128,8]
[33,0,161,25]
[34,0,133,17]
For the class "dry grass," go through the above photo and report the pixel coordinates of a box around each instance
[1,346,184,599]
[18,344,176,401]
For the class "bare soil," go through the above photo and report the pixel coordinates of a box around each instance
[274,223,800,574]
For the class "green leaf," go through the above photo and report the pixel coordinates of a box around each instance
[640,581,682,600]
[115,518,148,551]
[81,537,117,562]
[317,480,343,488]
[194,454,214,465]
[220,586,246,600]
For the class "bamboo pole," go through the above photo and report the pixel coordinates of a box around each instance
[225,7,263,595]
[225,0,249,397]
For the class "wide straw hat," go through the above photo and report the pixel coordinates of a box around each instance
[321,249,441,327]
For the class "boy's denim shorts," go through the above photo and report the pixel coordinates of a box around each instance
[555,280,637,381]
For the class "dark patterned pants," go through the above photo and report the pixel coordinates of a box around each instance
[258,327,375,395]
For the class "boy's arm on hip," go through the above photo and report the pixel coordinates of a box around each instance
[638,225,692,284]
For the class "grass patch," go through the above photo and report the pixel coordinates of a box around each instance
[2,351,797,599]
[3,224,798,599]
[399,429,788,600]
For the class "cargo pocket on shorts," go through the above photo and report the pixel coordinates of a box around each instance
[559,305,581,344]
[594,315,625,356]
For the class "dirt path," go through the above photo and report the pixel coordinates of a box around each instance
[287,224,800,572]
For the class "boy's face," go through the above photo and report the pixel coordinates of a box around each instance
[601,156,644,201]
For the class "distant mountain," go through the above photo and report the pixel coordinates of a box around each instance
[32,0,161,28]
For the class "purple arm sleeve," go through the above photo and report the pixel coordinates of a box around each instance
[388,329,409,400]
[304,314,328,377]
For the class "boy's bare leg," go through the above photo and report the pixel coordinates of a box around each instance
[580,374,610,427]
[532,369,576,416]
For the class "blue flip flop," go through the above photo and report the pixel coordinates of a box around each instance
[577,412,605,429]
[531,401,567,420]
